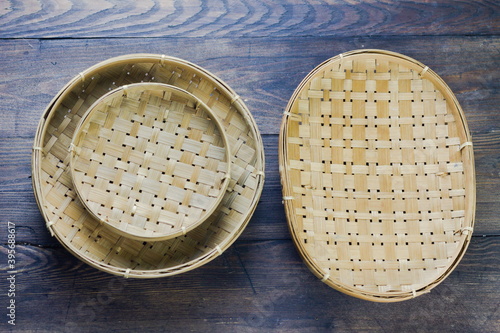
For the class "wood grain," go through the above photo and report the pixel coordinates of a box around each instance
[0,0,498,330]
[0,0,498,38]
[0,237,498,332]
[0,36,498,138]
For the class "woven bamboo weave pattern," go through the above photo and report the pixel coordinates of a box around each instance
[280,50,475,302]
[70,83,230,241]
[32,54,265,277]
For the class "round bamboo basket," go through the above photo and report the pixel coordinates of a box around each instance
[279,49,475,302]
[70,83,231,241]
[32,54,265,278]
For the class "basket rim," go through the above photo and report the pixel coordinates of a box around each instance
[69,82,232,242]
[32,54,265,278]
[279,49,476,302]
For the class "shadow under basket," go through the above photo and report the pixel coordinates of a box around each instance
[32,54,265,278]
[279,49,475,302]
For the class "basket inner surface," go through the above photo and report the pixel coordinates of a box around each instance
[281,50,474,300]
[70,83,230,241]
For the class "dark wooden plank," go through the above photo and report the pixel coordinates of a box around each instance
[0,36,498,138]
[0,137,33,191]
[0,0,498,38]
[0,1,498,331]
[0,236,498,332]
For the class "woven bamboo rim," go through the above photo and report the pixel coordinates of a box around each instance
[32,54,264,278]
[279,49,475,302]
[70,83,231,241]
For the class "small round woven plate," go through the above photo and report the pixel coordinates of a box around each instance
[280,49,475,302]
[70,83,231,241]
[32,54,265,278]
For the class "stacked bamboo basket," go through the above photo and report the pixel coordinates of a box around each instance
[279,50,475,302]
[32,54,265,278]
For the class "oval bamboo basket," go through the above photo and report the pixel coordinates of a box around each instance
[32,54,265,278]
[279,49,475,302]
[70,83,231,241]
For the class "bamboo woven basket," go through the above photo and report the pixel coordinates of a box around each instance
[70,83,231,241]
[279,49,475,302]
[32,54,265,278]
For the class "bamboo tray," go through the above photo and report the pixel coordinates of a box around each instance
[70,83,231,241]
[32,54,265,278]
[279,49,475,302]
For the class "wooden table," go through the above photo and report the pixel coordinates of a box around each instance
[1,1,499,332]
